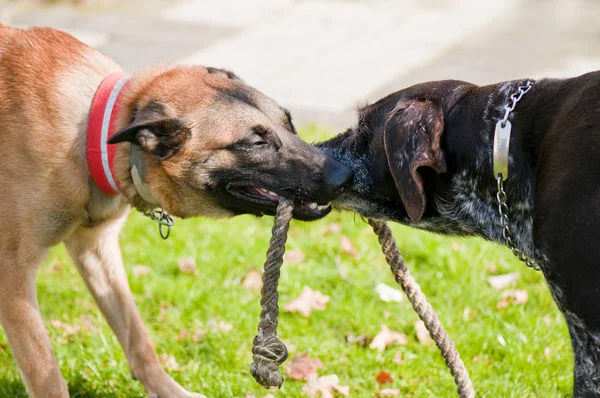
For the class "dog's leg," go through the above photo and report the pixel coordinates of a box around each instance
[0,249,70,397]
[64,214,205,398]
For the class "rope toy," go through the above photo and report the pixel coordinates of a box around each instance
[250,198,293,388]
[251,198,475,397]
[368,219,475,398]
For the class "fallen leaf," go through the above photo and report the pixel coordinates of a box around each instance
[284,353,324,380]
[544,347,552,360]
[50,320,81,336]
[392,351,403,365]
[543,315,554,326]
[376,370,393,385]
[80,314,99,333]
[485,262,498,273]
[208,319,232,333]
[346,333,371,347]
[340,236,358,257]
[176,330,188,342]
[323,223,342,235]
[370,325,408,351]
[463,307,472,321]
[284,286,330,317]
[284,248,305,264]
[487,272,520,290]
[414,320,432,345]
[302,374,350,398]
[496,289,529,309]
[105,380,116,388]
[375,283,403,303]
[377,388,401,397]
[159,354,183,371]
[192,329,206,342]
[496,300,509,310]
[49,260,62,274]
[450,242,462,251]
[244,393,257,398]
[158,303,169,322]
[527,354,533,363]
[263,395,275,398]
[334,256,352,283]
[241,269,262,290]
[132,265,150,277]
[177,256,197,276]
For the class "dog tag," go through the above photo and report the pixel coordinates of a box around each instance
[493,120,511,181]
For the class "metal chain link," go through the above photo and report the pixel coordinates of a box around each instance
[494,80,539,271]
[500,81,532,127]
[496,176,539,270]
[143,209,174,240]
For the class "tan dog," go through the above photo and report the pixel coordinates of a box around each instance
[0,25,352,398]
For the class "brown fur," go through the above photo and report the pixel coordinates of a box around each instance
[0,24,351,397]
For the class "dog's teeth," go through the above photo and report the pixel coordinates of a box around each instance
[317,205,327,211]
[268,190,277,196]
[308,202,318,210]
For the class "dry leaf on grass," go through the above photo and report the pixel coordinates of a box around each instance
[340,236,358,257]
[334,256,352,283]
[177,257,197,276]
[377,388,401,397]
[79,314,99,333]
[392,351,403,365]
[487,272,520,290]
[375,283,403,303]
[302,374,350,398]
[177,329,206,342]
[50,320,81,336]
[346,333,371,347]
[323,223,342,235]
[375,370,393,385]
[496,289,528,309]
[414,320,432,345]
[284,248,305,264]
[284,286,330,317]
[241,269,262,290]
[207,319,232,333]
[49,260,62,274]
[544,347,552,360]
[132,265,150,278]
[159,354,183,371]
[284,353,324,380]
[369,325,408,351]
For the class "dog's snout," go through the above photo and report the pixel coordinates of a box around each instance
[323,159,353,196]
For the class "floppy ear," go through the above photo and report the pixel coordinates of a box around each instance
[383,100,446,222]
[108,103,191,159]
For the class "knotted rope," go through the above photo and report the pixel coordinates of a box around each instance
[368,219,475,398]
[250,198,293,389]
[251,198,474,397]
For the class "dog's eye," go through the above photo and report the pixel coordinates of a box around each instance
[253,140,268,147]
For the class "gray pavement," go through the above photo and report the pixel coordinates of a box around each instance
[2,0,600,130]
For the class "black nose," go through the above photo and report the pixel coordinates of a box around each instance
[323,158,354,196]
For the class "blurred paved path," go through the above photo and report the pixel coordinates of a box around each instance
[2,0,600,129]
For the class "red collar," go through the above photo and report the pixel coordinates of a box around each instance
[87,72,131,195]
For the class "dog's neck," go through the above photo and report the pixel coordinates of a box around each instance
[87,73,161,212]
[430,80,542,261]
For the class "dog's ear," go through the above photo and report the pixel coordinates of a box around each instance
[383,100,446,222]
[108,102,191,159]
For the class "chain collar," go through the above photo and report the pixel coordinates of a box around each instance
[492,80,540,271]
[130,144,174,240]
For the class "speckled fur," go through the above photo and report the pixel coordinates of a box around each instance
[320,73,600,397]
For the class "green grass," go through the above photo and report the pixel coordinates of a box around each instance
[0,127,572,398]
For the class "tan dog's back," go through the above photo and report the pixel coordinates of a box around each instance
[0,25,123,249]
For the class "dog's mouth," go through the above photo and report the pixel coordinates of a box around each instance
[226,185,332,221]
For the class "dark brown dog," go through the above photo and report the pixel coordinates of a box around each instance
[0,24,351,398]
[319,72,600,397]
